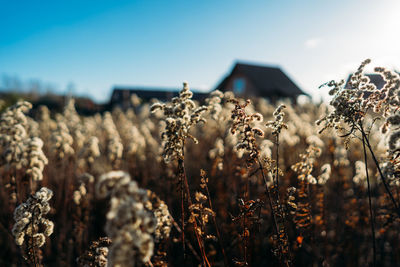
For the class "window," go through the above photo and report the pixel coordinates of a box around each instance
[233,78,245,94]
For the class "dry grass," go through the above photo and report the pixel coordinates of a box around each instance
[0,60,400,266]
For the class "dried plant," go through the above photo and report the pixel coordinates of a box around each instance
[151,82,209,265]
[150,81,207,163]
[77,237,112,267]
[291,146,321,233]
[97,171,156,267]
[318,59,400,266]
[12,187,54,266]
[51,120,75,160]
[318,59,400,216]
[78,136,100,169]
[23,137,48,184]
[0,101,32,170]
[188,169,226,265]
[102,112,123,169]
[2,70,400,266]
[145,190,172,243]
[228,98,292,266]
[144,190,172,267]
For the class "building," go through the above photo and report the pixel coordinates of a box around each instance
[215,62,308,102]
[109,87,209,109]
[109,61,308,108]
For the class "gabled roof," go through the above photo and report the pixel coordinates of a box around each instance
[215,62,307,97]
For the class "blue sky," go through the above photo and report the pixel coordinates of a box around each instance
[1,0,400,102]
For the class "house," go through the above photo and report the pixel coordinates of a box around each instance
[214,62,308,102]
[109,87,209,109]
[109,61,308,108]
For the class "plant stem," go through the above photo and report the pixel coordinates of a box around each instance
[171,218,201,262]
[179,157,211,267]
[257,157,291,267]
[243,212,247,265]
[204,182,229,266]
[257,158,280,239]
[362,134,377,267]
[244,165,249,265]
[275,134,280,189]
[178,158,186,261]
[30,206,39,267]
[360,127,400,217]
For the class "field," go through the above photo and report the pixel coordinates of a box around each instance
[1,60,400,266]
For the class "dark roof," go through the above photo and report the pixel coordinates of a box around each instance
[110,87,209,106]
[112,87,178,100]
[215,76,230,92]
[215,62,308,97]
[345,74,386,89]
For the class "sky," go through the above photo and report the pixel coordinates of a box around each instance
[1,0,400,103]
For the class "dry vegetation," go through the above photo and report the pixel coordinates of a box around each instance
[1,60,400,266]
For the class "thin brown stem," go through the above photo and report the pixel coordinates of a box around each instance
[256,159,280,248]
[362,134,377,267]
[14,169,21,205]
[257,156,291,266]
[30,206,39,267]
[171,218,201,262]
[204,182,229,267]
[360,127,400,217]
[178,158,186,260]
[244,169,249,265]
[243,212,247,265]
[275,134,280,189]
[179,157,211,267]
[257,158,279,230]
